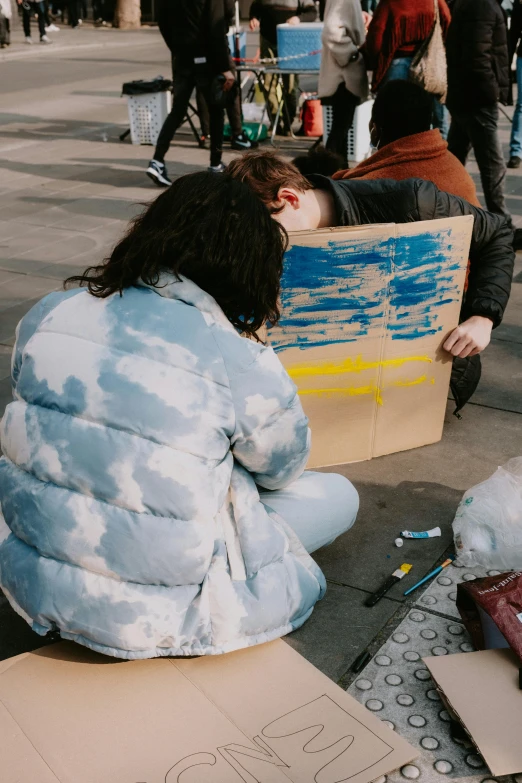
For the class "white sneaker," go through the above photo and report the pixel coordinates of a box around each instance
[45,23,60,32]
[40,35,52,44]
[25,36,33,44]
[78,18,82,24]
[208,162,226,173]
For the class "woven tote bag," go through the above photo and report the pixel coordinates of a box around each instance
[409,0,447,103]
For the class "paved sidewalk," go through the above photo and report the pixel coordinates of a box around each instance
[0,28,521,697]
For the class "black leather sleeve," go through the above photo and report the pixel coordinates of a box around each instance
[416,179,514,327]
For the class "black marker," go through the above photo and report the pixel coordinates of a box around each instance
[365,563,412,607]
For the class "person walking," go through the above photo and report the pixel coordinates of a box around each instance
[364,0,451,135]
[446,0,510,221]
[18,0,52,43]
[508,0,522,168]
[0,0,12,47]
[249,0,317,135]
[195,0,255,152]
[318,0,368,163]
[147,0,235,186]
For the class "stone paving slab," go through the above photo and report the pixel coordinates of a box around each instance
[346,611,499,783]
[284,583,400,681]
[315,401,521,603]
[414,562,503,621]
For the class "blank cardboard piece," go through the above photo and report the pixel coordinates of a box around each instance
[424,648,522,776]
[0,639,416,783]
[268,216,473,467]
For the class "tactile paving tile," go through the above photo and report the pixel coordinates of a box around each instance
[346,609,517,783]
[414,563,504,620]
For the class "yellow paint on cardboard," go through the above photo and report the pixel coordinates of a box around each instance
[287,354,432,381]
[296,373,435,404]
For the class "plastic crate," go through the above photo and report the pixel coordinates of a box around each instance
[276,22,323,71]
[322,99,374,162]
[227,30,247,62]
[126,91,172,146]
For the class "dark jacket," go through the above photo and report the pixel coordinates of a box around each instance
[509,0,522,59]
[446,0,509,109]
[249,0,317,48]
[309,175,514,328]
[157,0,230,74]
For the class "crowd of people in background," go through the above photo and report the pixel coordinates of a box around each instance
[143,0,518,242]
[0,0,115,46]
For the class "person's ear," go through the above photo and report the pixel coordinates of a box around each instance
[370,120,380,148]
[276,187,301,210]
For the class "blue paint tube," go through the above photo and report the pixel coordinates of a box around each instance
[400,527,441,539]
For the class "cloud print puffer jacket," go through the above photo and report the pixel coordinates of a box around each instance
[0,276,325,659]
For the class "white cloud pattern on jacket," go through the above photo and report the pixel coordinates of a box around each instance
[0,276,325,659]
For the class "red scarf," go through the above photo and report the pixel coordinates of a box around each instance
[364,0,451,91]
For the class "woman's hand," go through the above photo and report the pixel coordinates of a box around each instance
[443,315,493,358]
[287,16,301,25]
[249,18,260,31]
[361,11,372,29]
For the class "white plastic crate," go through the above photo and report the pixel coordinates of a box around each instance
[322,99,374,162]
[127,91,172,146]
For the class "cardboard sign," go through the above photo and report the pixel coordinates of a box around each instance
[0,639,416,783]
[268,216,473,467]
[425,648,522,776]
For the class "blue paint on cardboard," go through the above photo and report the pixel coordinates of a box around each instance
[269,228,462,351]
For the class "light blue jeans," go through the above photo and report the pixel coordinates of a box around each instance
[380,56,450,140]
[260,471,359,553]
[510,56,522,157]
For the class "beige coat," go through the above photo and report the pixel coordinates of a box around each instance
[318,0,369,100]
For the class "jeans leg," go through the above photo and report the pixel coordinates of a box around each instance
[432,99,449,140]
[468,105,508,218]
[259,471,359,554]
[447,114,472,165]
[154,69,195,162]
[36,2,46,37]
[510,57,522,157]
[22,6,31,37]
[380,56,413,87]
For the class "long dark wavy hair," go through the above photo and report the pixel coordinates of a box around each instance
[65,172,287,340]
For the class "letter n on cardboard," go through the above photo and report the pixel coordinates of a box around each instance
[268,216,473,467]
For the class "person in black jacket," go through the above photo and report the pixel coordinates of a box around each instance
[249,0,317,134]
[508,0,522,168]
[147,0,235,187]
[227,151,513,365]
[445,0,510,222]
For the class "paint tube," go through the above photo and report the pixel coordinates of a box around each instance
[400,527,441,539]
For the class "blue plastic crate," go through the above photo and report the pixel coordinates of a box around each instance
[276,23,323,71]
[227,30,247,63]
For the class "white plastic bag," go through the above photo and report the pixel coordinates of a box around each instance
[453,457,522,570]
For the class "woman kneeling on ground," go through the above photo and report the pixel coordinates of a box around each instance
[0,173,358,660]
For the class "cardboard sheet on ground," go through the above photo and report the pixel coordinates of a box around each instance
[425,648,522,776]
[268,216,473,467]
[0,638,416,783]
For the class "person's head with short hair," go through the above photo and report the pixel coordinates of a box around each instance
[370,80,435,149]
[227,150,335,232]
[66,171,287,340]
[292,146,346,179]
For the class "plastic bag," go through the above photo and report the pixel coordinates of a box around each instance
[453,457,522,570]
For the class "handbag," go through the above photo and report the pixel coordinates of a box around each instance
[409,0,447,103]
